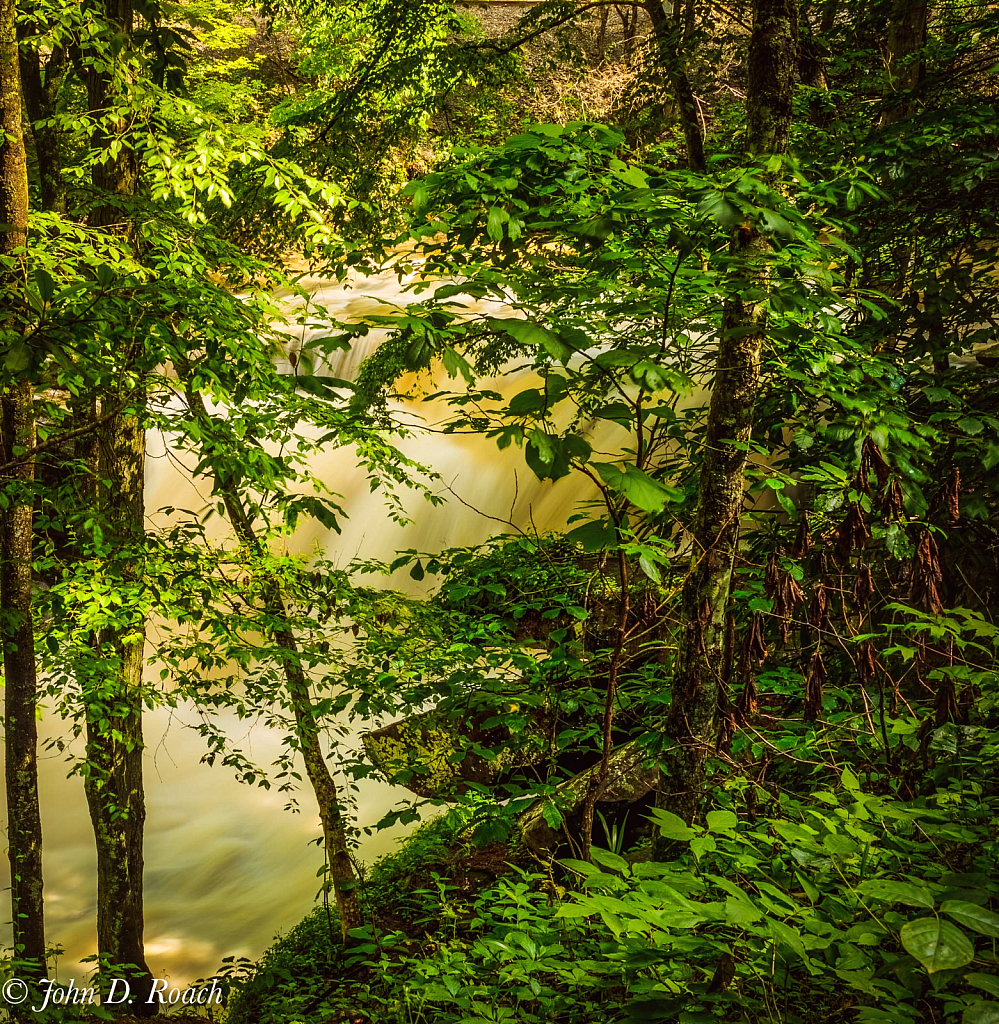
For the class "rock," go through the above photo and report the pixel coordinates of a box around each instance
[361,707,547,800]
[518,741,658,856]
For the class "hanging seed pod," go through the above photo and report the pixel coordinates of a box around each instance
[910,529,944,615]
[934,676,959,726]
[940,468,961,526]
[717,699,738,751]
[737,673,758,721]
[856,639,877,684]
[877,477,906,520]
[804,650,827,721]
[835,503,869,563]
[765,551,805,643]
[853,561,875,608]
[739,612,768,673]
[863,437,891,491]
[777,574,805,643]
[809,583,829,632]
[764,550,782,598]
[791,512,812,560]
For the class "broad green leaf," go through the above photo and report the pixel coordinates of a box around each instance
[725,897,763,925]
[768,918,807,959]
[590,847,629,875]
[964,1003,999,1024]
[486,205,509,241]
[858,880,935,910]
[649,808,696,841]
[900,917,975,973]
[593,462,681,512]
[560,858,600,877]
[942,901,999,938]
[967,975,999,999]
[706,809,738,833]
[491,317,572,362]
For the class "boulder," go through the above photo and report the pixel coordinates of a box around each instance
[361,707,547,800]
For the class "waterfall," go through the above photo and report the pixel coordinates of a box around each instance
[1,267,605,987]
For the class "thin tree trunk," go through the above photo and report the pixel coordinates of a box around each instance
[2,387,46,983]
[79,0,153,1008]
[646,0,706,172]
[184,386,363,941]
[1,0,47,982]
[18,29,68,213]
[81,406,154,1011]
[654,0,798,839]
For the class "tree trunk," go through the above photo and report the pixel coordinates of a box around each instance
[184,386,363,942]
[18,29,68,213]
[79,0,153,1009]
[81,407,154,1011]
[1,0,47,982]
[654,0,798,839]
[881,0,927,125]
[2,387,47,983]
[646,0,706,172]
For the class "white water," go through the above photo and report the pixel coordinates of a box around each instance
[1,267,608,987]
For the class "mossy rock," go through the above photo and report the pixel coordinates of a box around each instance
[361,706,548,800]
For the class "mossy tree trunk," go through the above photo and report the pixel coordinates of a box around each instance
[1,0,47,982]
[881,0,927,126]
[655,0,798,837]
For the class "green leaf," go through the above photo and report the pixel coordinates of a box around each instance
[706,809,738,833]
[508,388,546,415]
[491,317,572,362]
[4,340,31,373]
[942,901,999,938]
[964,1003,999,1024]
[967,975,999,999]
[957,416,984,435]
[698,192,742,229]
[593,462,681,512]
[638,554,661,583]
[900,917,975,973]
[33,268,56,303]
[858,880,935,910]
[590,847,629,874]
[649,808,696,841]
[486,205,509,241]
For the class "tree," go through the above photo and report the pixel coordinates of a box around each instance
[0,0,46,983]
[70,0,156,1006]
[656,0,799,831]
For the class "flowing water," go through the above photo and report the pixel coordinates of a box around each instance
[1,267,610,987]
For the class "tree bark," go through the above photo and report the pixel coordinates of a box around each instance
[1,0,47,982]
[881,0,927,126]
[184,385,363,942]
[2,386,46,983]
[18,29,68,213]
[654,0,798,838]
[646,0,706,172]
[81,406,154,1011]
[78,0,153,1009]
